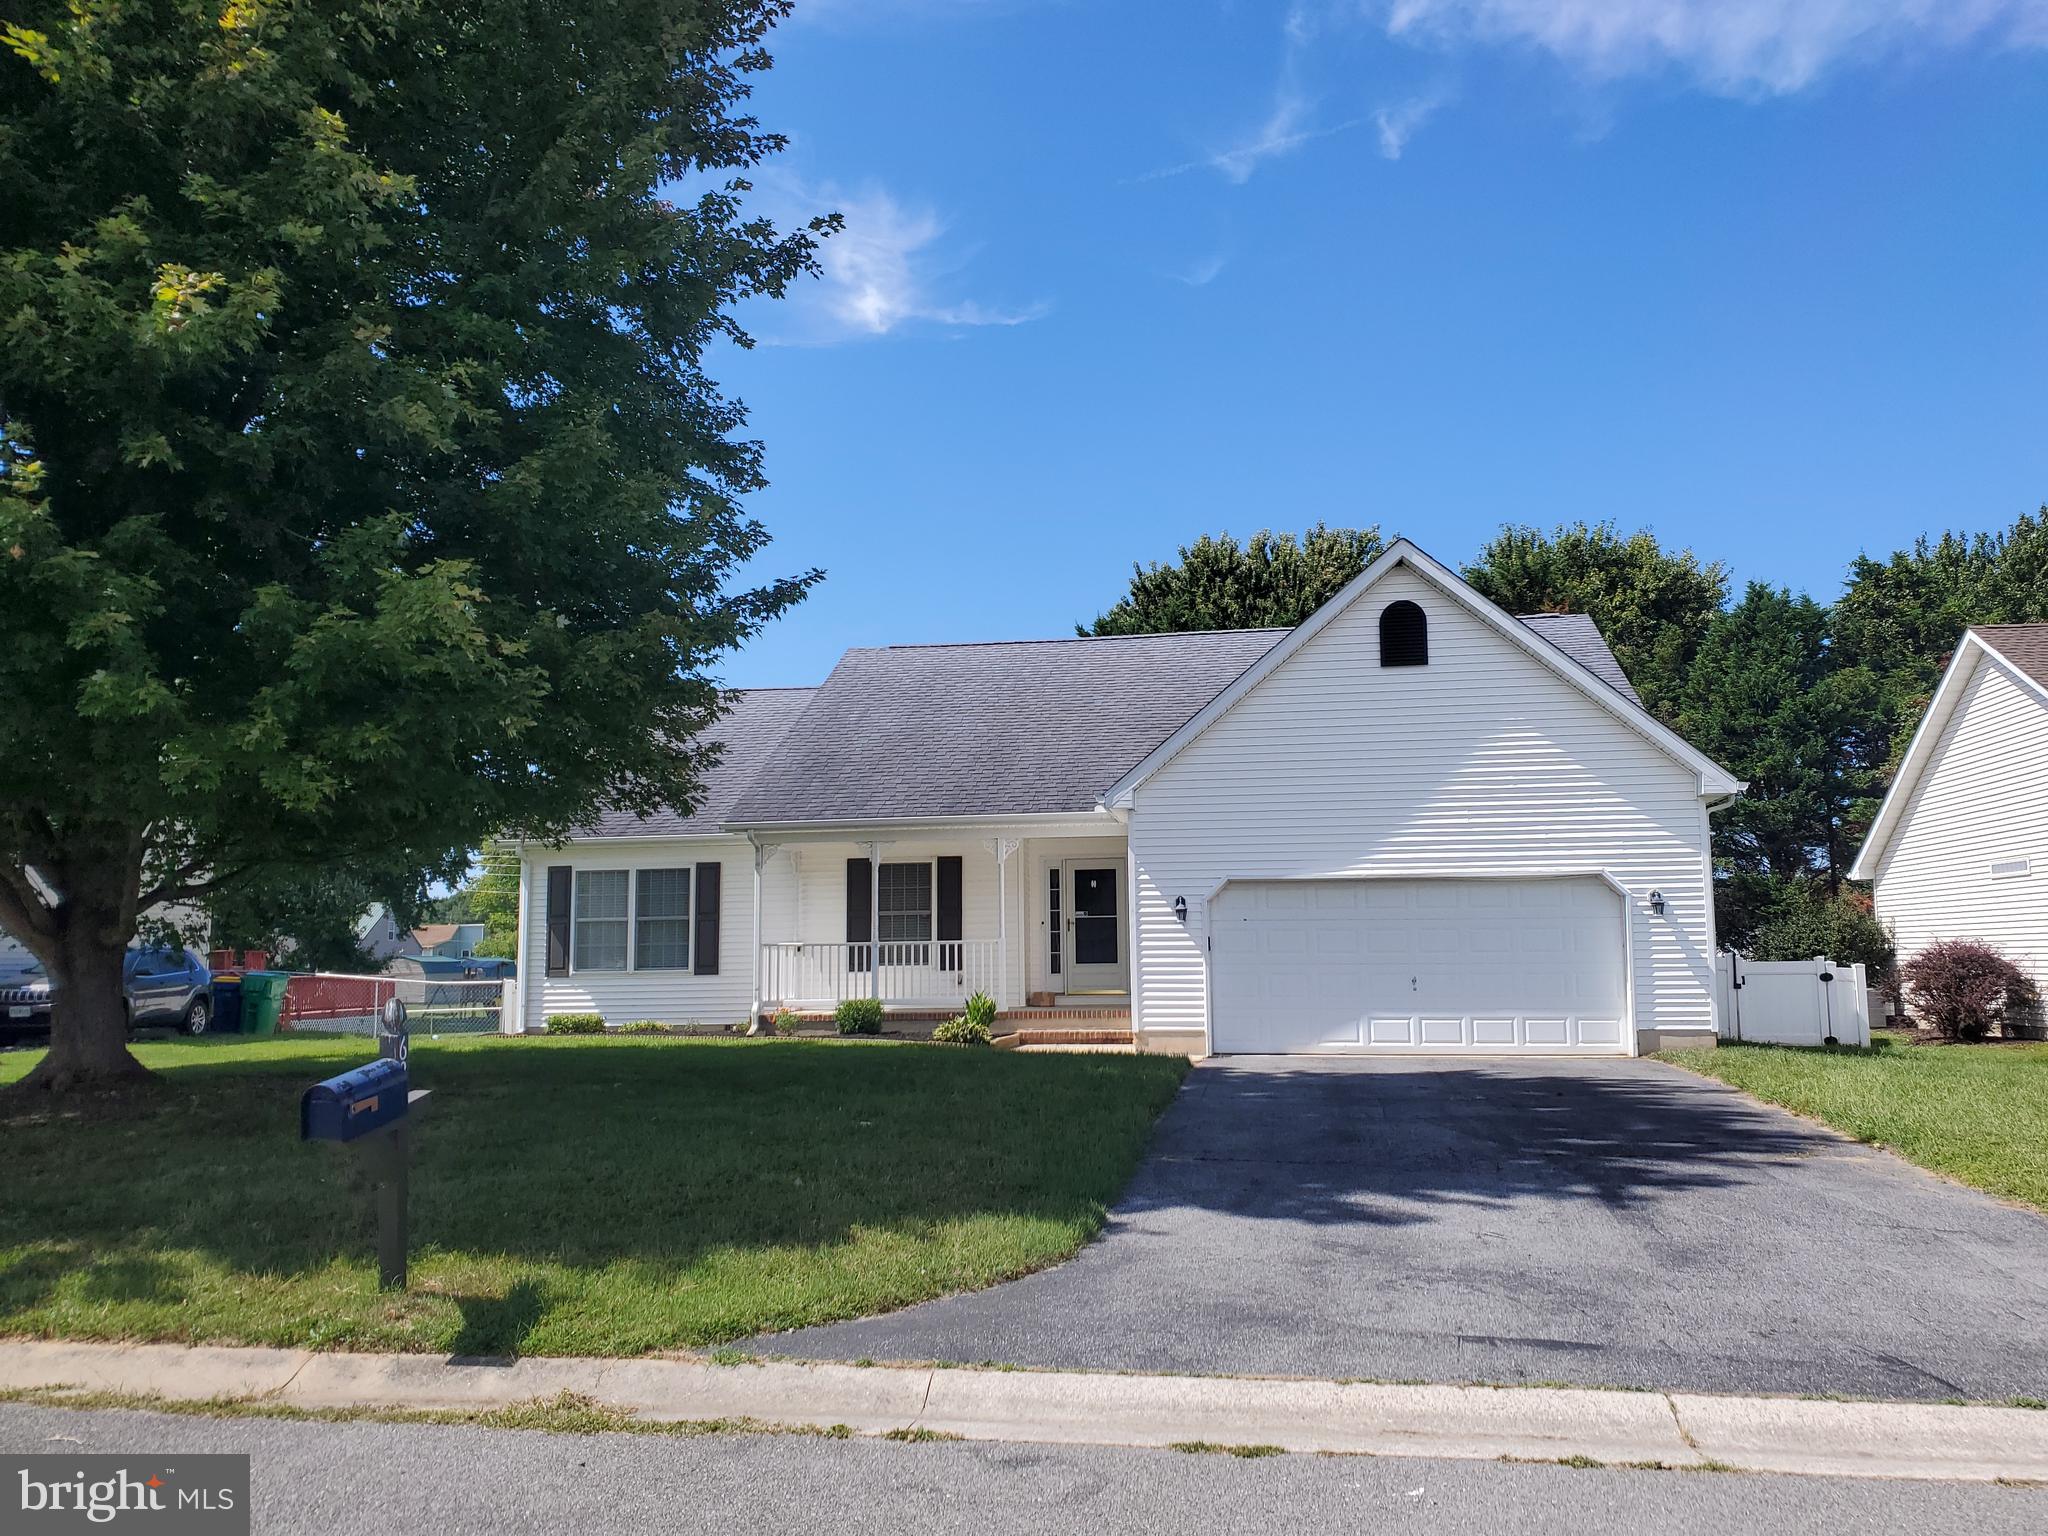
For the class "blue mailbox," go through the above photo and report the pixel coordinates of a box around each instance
[301,1057,410,1143]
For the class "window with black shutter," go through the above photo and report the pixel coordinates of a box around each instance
[936,856,963,972]
[846,857,873,973]
[545,865,572,975]
[693,863,721,975]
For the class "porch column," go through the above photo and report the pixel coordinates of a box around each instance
[746,838,776,1034]
[868,840,885,1001]
[986,836,1020,1010]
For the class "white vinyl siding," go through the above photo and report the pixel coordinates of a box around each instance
[1126,563,1715,1049]
[521,838,765,1029]
[1872,655,2048,997]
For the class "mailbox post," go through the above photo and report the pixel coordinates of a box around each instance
[301,998,431,1290]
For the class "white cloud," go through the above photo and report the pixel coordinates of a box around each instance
[1372,91,1447,158]
[1139,7,1364,185]
[1374,0,2048,95]
[1215,92,1364,182]
[1139,89,1362,183]
[1169,252,1230,287]
[750,177,1046,343]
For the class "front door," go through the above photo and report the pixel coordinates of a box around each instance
[1060,862,1128,994]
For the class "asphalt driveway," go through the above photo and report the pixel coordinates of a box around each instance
[765,1056,2048,1399]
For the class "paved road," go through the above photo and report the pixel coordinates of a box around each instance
[5,1404,2044,1536]
[768,1057,2048,1399]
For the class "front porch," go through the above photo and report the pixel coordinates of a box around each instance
[746,824,1135,1022]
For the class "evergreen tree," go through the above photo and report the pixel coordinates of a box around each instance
[1832,509,2048,761]
[1679,584,1889,937]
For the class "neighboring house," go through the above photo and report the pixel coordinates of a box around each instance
[1849,623,2048,1004]
[409,922,487,960]
[355,903,419,966]
[510,540,1743,1055]
[388,951,515,980]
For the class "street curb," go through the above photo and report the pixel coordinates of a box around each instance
[4,1340,2046,1482]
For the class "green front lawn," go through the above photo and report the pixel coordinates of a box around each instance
[0,1035,1187,1356]
[1664,1037,2048,1212]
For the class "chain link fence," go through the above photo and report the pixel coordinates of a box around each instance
[282,973,505,1038]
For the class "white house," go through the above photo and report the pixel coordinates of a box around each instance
[1849,623,2048,1003]
[509,540,1743,1056]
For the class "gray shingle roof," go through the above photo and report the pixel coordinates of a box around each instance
[573,609,1648,836]
[576,687,816,838]
[725,630,1288,824]
[1517,613,1644,705]
[719,615,1643,827]
[1973,623,2048,690]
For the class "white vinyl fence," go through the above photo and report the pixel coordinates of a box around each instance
[1715,954,1871,1048]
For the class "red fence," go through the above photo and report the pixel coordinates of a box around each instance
[282,974,389,1032]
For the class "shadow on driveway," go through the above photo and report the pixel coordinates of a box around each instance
[763,1056,2048,1400]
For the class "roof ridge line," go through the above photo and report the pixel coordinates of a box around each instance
[864,628,1292,653]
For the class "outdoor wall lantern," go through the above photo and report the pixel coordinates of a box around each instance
[1173,896,1188,924]
[1648,890,1666,917]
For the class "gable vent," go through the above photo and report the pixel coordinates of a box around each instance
[1379,600,1428,667]
[1990,858,2033,879]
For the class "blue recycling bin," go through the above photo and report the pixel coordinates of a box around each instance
[211,974,244,1033]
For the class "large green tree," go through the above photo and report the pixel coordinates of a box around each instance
[0,0,825,1091]
[1080,525,1385,636]
[1462,522,1728,722]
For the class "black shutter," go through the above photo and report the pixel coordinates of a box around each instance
[545,865,572,976]
[936,856,963,972]
[693,863,721,975]
[846,857,872,973]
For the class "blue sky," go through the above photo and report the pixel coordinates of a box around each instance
[708,0,2048,688]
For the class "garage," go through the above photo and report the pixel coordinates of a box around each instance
[1208,876,1630,1055]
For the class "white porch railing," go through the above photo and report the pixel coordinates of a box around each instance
[762,941,1000,1009]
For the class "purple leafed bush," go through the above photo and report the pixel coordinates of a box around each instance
[1900,941,2040,1041]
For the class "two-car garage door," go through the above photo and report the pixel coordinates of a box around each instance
[1209,877,1629,1055]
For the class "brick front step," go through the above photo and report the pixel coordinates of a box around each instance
[996,1028,1135,1049]
[997,1006,1131,1023]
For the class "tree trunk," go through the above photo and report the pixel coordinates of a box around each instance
[10,864,152,1096]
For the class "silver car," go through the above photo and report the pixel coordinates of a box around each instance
[0,945,215,1040]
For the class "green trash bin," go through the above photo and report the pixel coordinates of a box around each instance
[240,971,290,1037]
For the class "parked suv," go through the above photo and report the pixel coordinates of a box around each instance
[0,946,214,1041]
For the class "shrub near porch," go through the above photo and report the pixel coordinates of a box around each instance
[0,1036,1187,1356]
